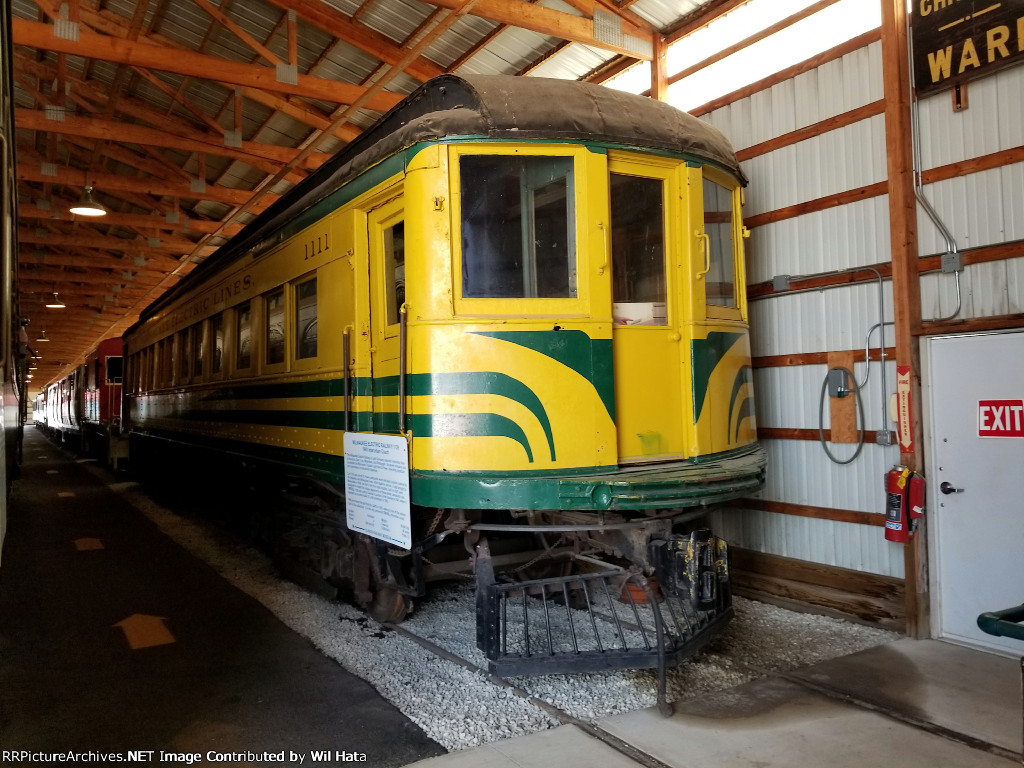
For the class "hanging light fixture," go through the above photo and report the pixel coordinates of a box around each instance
[69,186,107,217]
[36,330,50,343]
[45,291,66,309]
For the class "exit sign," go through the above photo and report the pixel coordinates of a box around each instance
[978,399,1024,437]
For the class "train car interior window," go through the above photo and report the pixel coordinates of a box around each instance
[236,302,252,371]
[384,224,405,326]
[610,172,667,326]
[106,356,123,385]
[211,313,225,374]
[702,174,737,309]
[459,155,576,299]
[295,277,318,359]
[265,289,286,366]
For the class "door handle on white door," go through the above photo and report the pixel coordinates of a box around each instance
[940,481,963,495]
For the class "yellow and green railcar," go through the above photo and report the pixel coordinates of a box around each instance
[124,75,765,678]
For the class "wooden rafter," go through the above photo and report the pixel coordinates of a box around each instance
[12,18,406,112]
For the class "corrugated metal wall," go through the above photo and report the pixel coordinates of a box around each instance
[694,30,1024,580]
[917,64,1024,320]
[700,39,905,578]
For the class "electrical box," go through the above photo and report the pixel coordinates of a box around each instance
[827,368,852,398]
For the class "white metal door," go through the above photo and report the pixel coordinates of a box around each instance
[926,331,1024,655]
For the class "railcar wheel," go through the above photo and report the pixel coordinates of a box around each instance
[367,585,411,623]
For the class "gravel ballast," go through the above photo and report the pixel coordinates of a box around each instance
[110,480,899,752]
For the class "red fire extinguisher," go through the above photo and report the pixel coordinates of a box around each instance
[885,465,925,543]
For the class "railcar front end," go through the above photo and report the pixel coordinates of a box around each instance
[122,76,765,684]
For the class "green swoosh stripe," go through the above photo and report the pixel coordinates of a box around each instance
[728,365,753,441]
[691,332,743,424]
[408,413,534,462]
[471,330,615,422]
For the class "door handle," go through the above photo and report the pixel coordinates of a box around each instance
[940,481,963,495]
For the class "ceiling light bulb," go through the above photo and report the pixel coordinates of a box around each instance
[46,292,66,309]
[36,331,49,342]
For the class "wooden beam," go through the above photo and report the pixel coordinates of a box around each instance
[729,547,906,631]
[665,0,748,44]
[15,109,321,175]
[753,347,895,369]
[422,0,654,59]
[17,164,279,208]
[736,100,886,162]
[732,498,885,528]
[18,229,212,258]
[12,18,405,112]
[18,203,242,237]
[651,34,667,102]
[668,0,842,88]
[690,29,881,117]
[744,181,888,229]
[758,426,881,444]
[265,0,445,83]
[880,0,926,639]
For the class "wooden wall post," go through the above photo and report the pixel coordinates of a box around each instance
[880,0,928,638]
[651,33,668,101]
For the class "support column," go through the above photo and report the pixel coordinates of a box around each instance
[651,33,668,101]
[880,0,928,638]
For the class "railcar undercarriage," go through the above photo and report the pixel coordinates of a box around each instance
[259,477,733,699]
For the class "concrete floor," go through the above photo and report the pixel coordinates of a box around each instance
[409,638,1022,768]
[4,427,1020,768]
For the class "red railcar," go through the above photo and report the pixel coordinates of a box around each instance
[42,337,126,468]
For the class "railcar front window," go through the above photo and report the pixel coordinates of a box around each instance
[106,356,123,385]
[266,289,285,365]
[460,155,576,299]
[703,177,737,308]
[610,173,667,325]
[237,302,252,370]
[295,278,317,359]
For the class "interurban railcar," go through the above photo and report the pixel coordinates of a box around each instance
[122,75,765,677]
[40,338,126,468]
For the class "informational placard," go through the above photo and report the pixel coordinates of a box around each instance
[343,433,412,549]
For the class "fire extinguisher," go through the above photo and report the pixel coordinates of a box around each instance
[885,465,925,543]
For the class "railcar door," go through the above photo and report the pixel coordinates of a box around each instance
[688,165,754,455]
[366,191,405,433]
[608,154,690,463]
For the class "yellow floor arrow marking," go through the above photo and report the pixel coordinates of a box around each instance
[114,614,176,650]
[73,538,104,551]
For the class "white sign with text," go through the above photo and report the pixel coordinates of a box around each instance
[343,432,412,549]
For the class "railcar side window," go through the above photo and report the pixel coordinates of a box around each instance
[610,173,667,325]
[295,278,317,359]
[265,289,285,365]
[384,224,405,326]
[211,313,224,374]
[160,339,173,386]
[702,176,737,309]
[460,155,576,299]
[191,322,205,379]
[236,302,252,370]
[178,330,189,382]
